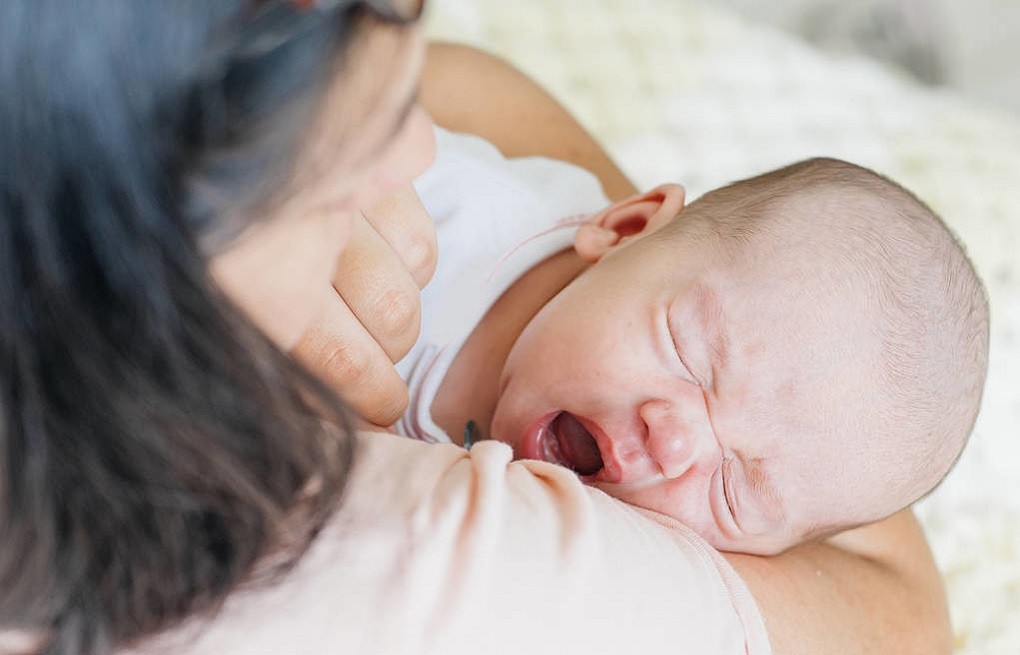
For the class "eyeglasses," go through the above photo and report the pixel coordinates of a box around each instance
[292,0,424,25]
[237,0,425,62]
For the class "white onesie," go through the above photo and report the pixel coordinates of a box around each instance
[396,127,610,443]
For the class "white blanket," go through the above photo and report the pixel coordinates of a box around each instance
[426,2,1020,653]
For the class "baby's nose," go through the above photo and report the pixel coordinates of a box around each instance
[639,399,717,479]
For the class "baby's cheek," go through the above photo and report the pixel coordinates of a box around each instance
[596,479,717,536]
[722,531,803,557]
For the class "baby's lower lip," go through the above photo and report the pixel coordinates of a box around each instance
[519,412,560,461]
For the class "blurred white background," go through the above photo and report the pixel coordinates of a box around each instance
[715,0,1020,114]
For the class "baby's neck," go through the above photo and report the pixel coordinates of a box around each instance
[430,248,588,445]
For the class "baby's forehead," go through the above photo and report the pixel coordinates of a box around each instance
[686,181,895,232]
[677,188,906,294]
[655,182,904,376]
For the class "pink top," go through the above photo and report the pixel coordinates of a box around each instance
[125,432,771,655]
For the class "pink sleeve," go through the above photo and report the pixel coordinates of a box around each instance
[125,432,771,655]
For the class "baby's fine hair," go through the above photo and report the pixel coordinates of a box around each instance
[674,158,989,506]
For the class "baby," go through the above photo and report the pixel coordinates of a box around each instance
[400,128,989,555]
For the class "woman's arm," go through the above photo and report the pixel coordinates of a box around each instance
[420,41,951,655]
[727,511,951,655]
[420,42,638,202]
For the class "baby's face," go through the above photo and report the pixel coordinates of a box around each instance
[491,218,882,554]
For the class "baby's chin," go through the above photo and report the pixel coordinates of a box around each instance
[487,396,530,456]
[488,373,559,455]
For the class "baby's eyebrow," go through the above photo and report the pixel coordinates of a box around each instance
[691,281,730,389]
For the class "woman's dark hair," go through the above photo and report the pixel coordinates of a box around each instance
[0,2,413,653]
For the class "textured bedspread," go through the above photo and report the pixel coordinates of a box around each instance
[426,2,1020,653]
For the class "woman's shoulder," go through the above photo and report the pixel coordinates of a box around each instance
[125,431,769,655]
[338,431,771,654]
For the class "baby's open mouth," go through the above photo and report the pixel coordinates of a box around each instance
[544,411,604,476]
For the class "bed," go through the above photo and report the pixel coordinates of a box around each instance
[425,2,1020,653]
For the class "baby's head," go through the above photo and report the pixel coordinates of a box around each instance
[492,158,989,554]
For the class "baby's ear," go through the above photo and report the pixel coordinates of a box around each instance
[573,184,685,263]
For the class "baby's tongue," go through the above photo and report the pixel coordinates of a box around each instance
[551,412,603,476]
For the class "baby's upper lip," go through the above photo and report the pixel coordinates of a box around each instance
[574,414,662,485]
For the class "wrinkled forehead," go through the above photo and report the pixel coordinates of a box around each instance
[716,267,867,426]
[715,281,889,524]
